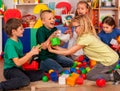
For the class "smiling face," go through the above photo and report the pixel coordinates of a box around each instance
[42,12,55,30]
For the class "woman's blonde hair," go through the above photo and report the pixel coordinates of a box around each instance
[71,15,97,37]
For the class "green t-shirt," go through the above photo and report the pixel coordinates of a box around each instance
[77,34,119,66]
[4,38,23,69]
[36,25,57,60]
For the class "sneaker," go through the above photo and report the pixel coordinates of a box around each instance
[113,69,120,85]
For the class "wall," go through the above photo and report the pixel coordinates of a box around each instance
[3,0,79,14]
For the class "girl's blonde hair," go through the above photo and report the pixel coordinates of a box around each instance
[75,1,92,18]
[71,15,97,37]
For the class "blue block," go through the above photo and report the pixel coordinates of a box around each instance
[50,72,58,82]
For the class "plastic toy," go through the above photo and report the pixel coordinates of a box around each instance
[90,60,96,68]
[76,69,81,74]
[76,77,84,85]
[49,69,54,74]
[42,76,48,82]
[77,62,82,67]
[33,4,49,28]
[96,78,106,87]
[50,71,58,82]
[117,36,120,43]
[50,37,60,46]
[22,61,38,70]
[81,68,87,74]
[66,73,79,86]
[57,31,70,43]
[70,67,76,73]
[56,2,71,14]
[63,70,70,74]
[86,67,91,72]
[4,9,21,23]
[66,76,76,86]
[72,61,78,68]
[77,55,85,62]
[81,74,86,79]
[58,74,69,85]
[44,73,51,80]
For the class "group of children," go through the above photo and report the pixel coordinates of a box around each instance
[0,0,120,90]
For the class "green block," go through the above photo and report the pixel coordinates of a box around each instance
[50,37,60,46]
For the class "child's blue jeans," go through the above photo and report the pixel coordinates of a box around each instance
[40,55,73,73]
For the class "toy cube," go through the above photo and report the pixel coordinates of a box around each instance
[76,77,84,85]
[66,76,76,86]
[22,61,38,70]
[50,72,58,82]
[50,37,60,46]
[58,74,69,85]
[117,36,120,44]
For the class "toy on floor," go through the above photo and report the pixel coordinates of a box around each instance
[42,76,49,82]
[96,78,106,87]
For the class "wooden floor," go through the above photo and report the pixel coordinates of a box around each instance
[1,59,120,91]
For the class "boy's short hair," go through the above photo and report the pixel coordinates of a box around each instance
[4,18,22,37]
[40,10,52,20]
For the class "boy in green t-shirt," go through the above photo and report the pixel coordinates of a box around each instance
[36,10,73,73]
[0,18,44,90]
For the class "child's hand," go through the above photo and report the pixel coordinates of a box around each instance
[64,29,73,38]
[51,30,61,37]
[48,43,53,52]
[30,46,40,55]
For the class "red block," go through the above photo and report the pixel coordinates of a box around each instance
[76,77,84,85]
[96,78,106,87]
[22,61,38,70]
[77,55,84,62]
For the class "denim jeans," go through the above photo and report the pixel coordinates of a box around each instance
[0,67,44,90]
[40,55,73,73]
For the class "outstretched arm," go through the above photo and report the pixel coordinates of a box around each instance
[48,44,84,56]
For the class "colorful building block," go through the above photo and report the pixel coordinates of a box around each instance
[96,78,106,87]
[50,72,58,82]
[22,61,38,70]
[76,77,84,85]
[58,74,69,85]
[50,37,60,46]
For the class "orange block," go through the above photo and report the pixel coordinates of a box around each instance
[117,36,120,43]
[66,76,76,86]
[72,73,80,79]
[90,60,96,68]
